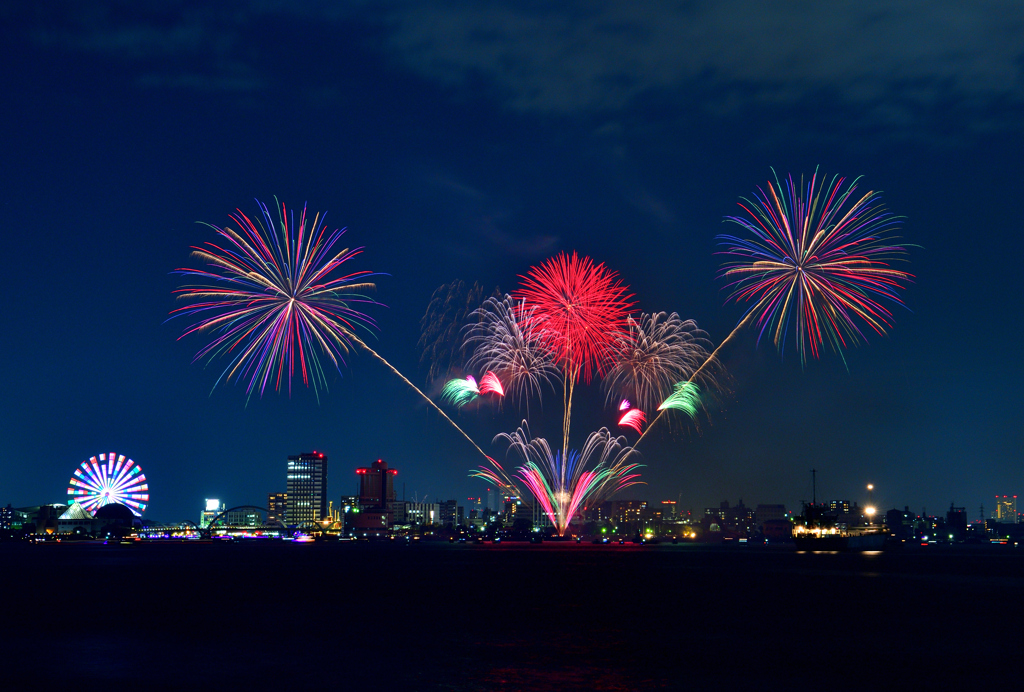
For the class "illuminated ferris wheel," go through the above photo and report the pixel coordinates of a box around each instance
[67,452,149,517]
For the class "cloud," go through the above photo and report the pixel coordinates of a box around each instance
[378,2,1024,119]
[21,1,1024,132]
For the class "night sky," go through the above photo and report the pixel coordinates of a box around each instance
[2,2,1022,523]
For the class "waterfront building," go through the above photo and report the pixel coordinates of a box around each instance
[267,492,287,524]
[353,459,397,530]
[829,499,852,514]
[439,499,459,528]
[220,508,262,527]
[947,504,968,540]
[14,504,68,535]
[200,499,223,529]
[502,495,521,523]
[702,500,756,535]
[755,504,787,531]
[390,500,408,525]
[57,502,95,534]
[407,502,440,526]
[390,500,440,527]
[1,504,12,530]
[886,507,916,540]
[285,452,328,526]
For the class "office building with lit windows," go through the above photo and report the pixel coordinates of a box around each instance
[285,452,328,526]
[993,495,1018,523]
[267,492,287,525]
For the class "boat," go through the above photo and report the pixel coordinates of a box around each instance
[792,531,888,551]
[791,470,889,551]
[792,502,888,551]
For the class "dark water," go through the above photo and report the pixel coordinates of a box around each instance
[3,540,1022,689]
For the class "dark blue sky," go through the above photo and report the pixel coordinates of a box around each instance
[2,2,1022,522]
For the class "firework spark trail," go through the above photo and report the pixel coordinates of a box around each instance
[348,334,493,464]
[621,309,757,459]
[469,456,520,496]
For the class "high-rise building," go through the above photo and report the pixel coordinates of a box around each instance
[267,492,287,524]
[993,495,1018,523]
[353,459,397,530]
[285,452,328,526]
[439,499,459,528]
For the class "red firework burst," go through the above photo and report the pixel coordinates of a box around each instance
[513,252,634,383]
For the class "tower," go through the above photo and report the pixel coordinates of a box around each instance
[285,452,328,526]
[353,459,397,531]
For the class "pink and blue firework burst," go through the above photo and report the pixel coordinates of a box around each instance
[718,170,912,364]
[171,199,382,399]
[485,423,642,536]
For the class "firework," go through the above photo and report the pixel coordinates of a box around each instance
[514,253,634,462]
[442,376,481,408]
[486,423,642,536]
[718,170,912,363]
[604,312,715,412]
[619,399,631,411]
[174,199,495,465]
[657,381,702,417]
[441,371,504,408]
[419,281,498,383]
[464,295,561,406]
[171,198,380,398]
[478,371,505,397]
[514,252,634,383]
[617,408,646,434]
[469,456,520,497]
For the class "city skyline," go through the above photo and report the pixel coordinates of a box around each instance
[2,4,1022,520]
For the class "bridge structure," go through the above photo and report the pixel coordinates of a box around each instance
[206,505,288,536]
[137,507,290,539]
[136,507,345,540]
